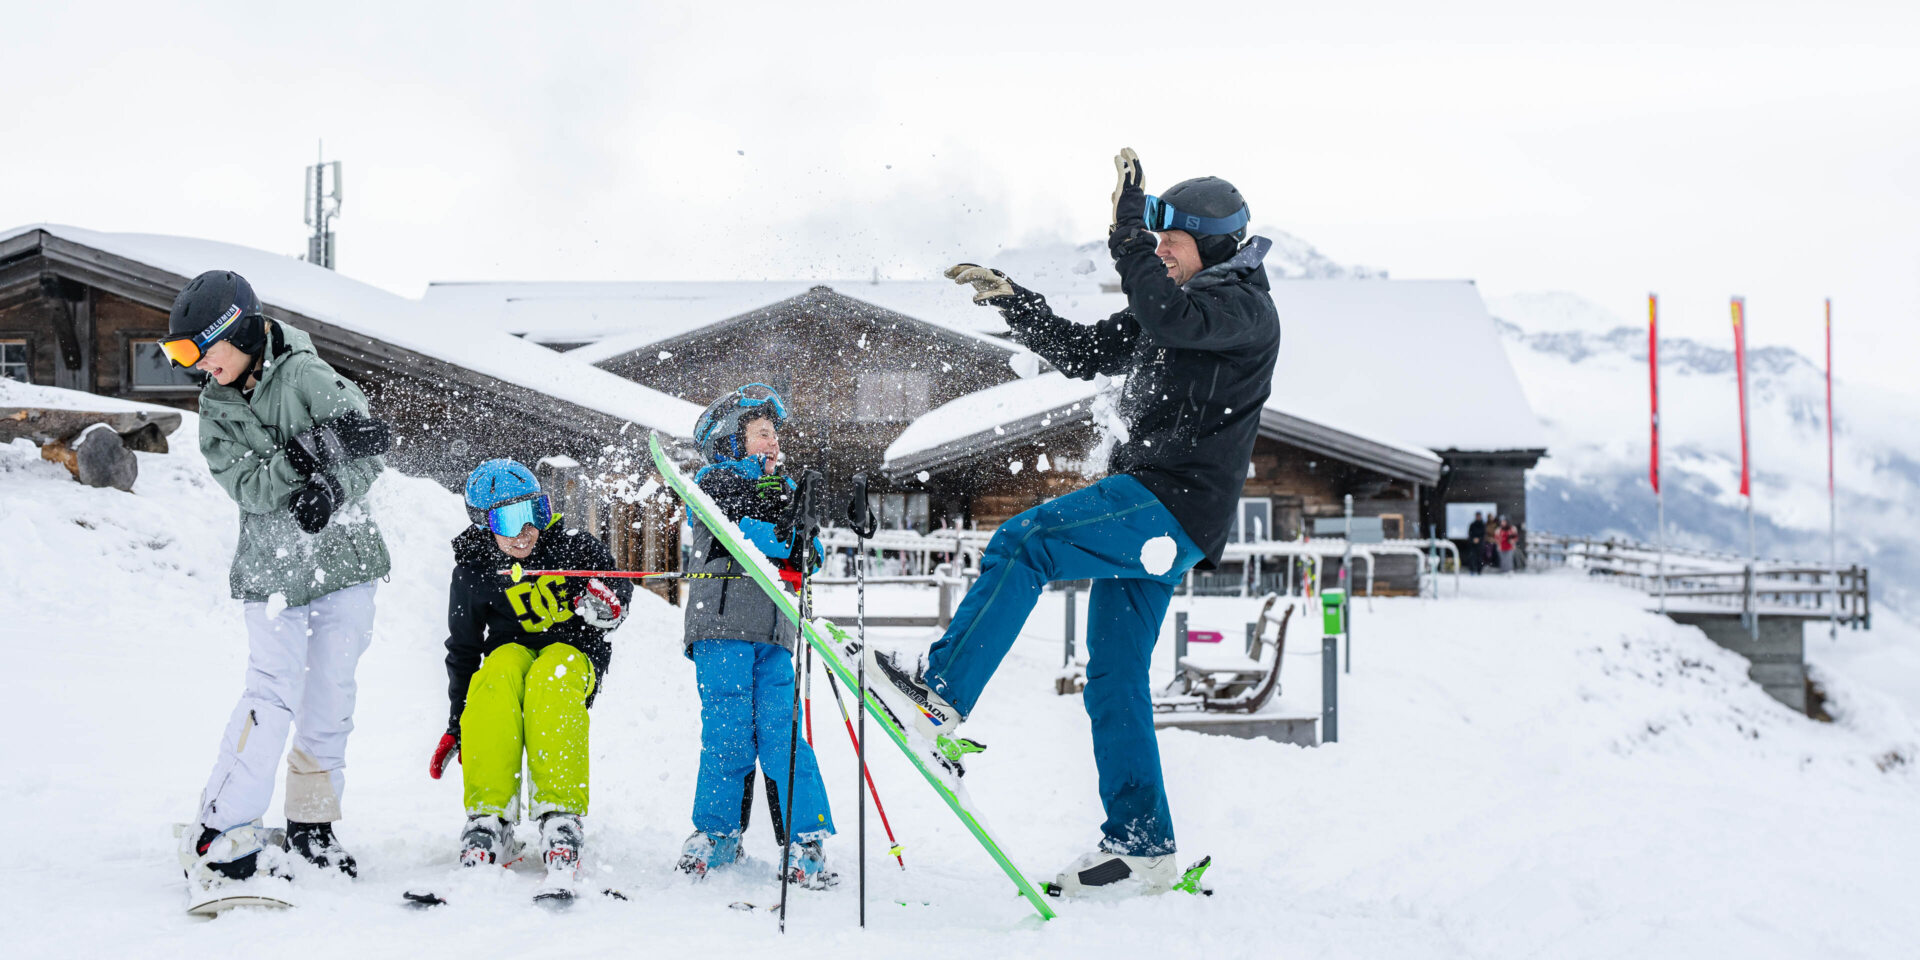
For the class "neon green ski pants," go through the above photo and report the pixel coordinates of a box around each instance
[461,642,596,818]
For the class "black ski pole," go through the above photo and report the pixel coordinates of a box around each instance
[778,469,823,934]
[846,473,879,928]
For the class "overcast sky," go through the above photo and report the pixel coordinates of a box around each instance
[8,1,1917,396]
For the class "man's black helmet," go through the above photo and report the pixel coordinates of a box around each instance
[166,270,266,357]
[1153,177,1249,242]
[1146,176,1251,268]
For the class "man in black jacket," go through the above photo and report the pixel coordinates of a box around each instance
[867,148,1281,896]
[426,459,633,896]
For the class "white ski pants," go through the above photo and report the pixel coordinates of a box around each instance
[198,580,377,831]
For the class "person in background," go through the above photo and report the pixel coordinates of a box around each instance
[1496,516,1518,574]
[1466,511,1487,575]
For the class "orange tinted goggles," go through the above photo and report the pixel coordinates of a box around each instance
[158,336,205,368]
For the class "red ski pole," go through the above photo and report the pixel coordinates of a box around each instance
[820,667,904,867]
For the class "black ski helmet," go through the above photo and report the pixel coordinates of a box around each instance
[1154,176,1250,267]
[166,270,267,361]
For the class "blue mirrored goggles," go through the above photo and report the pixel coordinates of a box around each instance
[467,493,552,536]
[1141,195,1250,237]
[735,383,788,421]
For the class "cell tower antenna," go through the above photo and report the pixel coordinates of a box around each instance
[304,140,343,269]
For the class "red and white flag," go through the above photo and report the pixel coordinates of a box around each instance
[1649,294,1660,494]
[1731,297,1752,498]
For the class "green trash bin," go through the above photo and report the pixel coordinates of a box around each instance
[1321,588,1346,636]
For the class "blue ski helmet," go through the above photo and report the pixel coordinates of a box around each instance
[464,459,552,536]
[693,383,789,461]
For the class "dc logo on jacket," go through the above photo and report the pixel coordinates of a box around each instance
[506,574,574,633]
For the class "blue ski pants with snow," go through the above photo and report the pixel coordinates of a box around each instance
[690,639,835,843]
[925,474,1203,856]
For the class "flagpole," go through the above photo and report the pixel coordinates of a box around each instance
[1733,297,1758,641]
[1650,294,1665,613]
[1827,298,1837,640]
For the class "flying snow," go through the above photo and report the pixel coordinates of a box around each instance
[1008,460,1023,475]
[1140,536,1177,575]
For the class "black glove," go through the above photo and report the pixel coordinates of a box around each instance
[944,264,1050,322]
[287,410,393,477]
[289,472,344,534]
[774,469,825,546]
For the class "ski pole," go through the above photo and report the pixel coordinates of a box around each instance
[821,661,904,868]
[778,468,824,934]
[804,643,815,747]
[846,472,880,927]
[497,564,746,581]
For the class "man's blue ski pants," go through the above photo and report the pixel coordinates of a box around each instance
[925,474,1203,856]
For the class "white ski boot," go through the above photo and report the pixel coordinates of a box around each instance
[677,829,743,879]
[1044,849,1179,899]
[780,839,839,891]
[533,812,583,906]
[862,645,983,778]
[177,820,294,916]
[458,814,522,868]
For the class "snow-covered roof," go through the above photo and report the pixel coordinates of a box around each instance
[2,224,700,437]
[424,280,819,353]
[1267,280,1548,452]
[425,278,1091,367]
[884,372,1101,470]
[881,275,1536,477]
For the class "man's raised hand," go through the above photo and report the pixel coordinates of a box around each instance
[1111,147,1145,228]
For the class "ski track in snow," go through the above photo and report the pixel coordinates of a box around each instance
[3,428,1919,958]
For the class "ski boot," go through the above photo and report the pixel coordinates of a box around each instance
[458,814,522,868]
[780,839,839,890]
[177,820,293,916]
[1043,849,1178,899]
[533,812,583,906]
[676,830,743,879]
[863,646,984,778]
[286,820,357,878]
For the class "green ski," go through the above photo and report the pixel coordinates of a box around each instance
[648,433,1056,921]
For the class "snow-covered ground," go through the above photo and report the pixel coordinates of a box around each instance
[3,427,1918,959]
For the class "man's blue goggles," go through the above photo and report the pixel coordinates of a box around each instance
[468,493,552,536]
[1141,195,1250,237]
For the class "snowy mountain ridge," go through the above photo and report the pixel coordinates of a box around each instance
[1491,292,1918,613]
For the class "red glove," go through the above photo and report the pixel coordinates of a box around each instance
[429,732,460,779]
[574,577,625,630]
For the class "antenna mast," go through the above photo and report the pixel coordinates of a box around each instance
[304,141,343,269]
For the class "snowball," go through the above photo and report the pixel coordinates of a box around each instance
[916,471,930,482]
[1010,351,1042,379]
[1009,460,1023,475]
[1036,454,1051,472]
[657,350,673,361]
[1141,536,1177,575]
[554,664,568,678]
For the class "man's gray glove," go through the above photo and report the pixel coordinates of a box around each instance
[1110,147,1145,228]
[1108,147,1155,260]
[944,264,1050,321]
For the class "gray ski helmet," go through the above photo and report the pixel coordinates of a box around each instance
[1156,177,1249,239]
[166,270,267,359]
[693,383,789,461]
